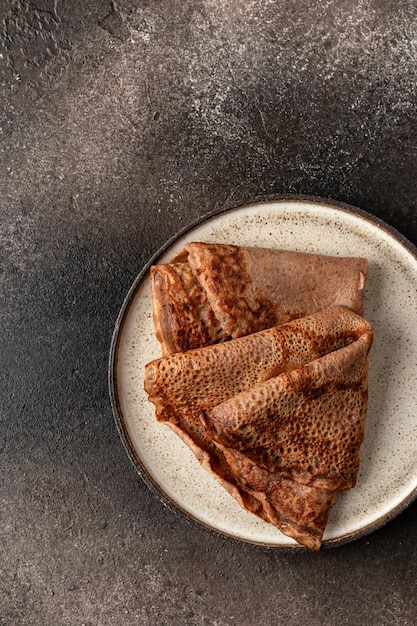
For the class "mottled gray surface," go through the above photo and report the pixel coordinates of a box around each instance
[1,1,417,625]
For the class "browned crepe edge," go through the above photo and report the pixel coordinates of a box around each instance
[150,263,230,356]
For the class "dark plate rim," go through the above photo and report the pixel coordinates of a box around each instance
[108,194,417,551]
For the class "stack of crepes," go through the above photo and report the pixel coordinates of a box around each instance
[144,242,373,550]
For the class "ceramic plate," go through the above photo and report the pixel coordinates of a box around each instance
[109,197,417,549]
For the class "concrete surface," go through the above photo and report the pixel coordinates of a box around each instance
[1,1,416,624]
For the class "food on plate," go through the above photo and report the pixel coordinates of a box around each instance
[205,326,373,493]
[220,448,336,551]
[150,259,230,357]
[144,306,373,549]
[151,242,368,356]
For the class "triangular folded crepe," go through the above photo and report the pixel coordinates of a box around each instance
[144,306,373,549]
[151,242,368,356]
[205,328,373,493]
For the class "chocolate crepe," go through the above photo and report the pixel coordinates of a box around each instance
[205,328,373,493]
[144,307,373,549]
[151,242,368,356]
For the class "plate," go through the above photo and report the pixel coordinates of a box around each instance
[109,196,417,549]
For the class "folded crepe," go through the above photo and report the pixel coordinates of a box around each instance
[205,328,373,493]
[144,306,373,549]
[151,242,368,356]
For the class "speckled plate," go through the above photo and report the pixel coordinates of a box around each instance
[109,196,417,549]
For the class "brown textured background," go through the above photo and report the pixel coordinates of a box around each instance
[1,1,416,624]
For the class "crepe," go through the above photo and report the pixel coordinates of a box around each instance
[150,260,230,356]
[205,327,373,493]
[220,448,336,551]
[144,306,373,549]
[151,242,368,356]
